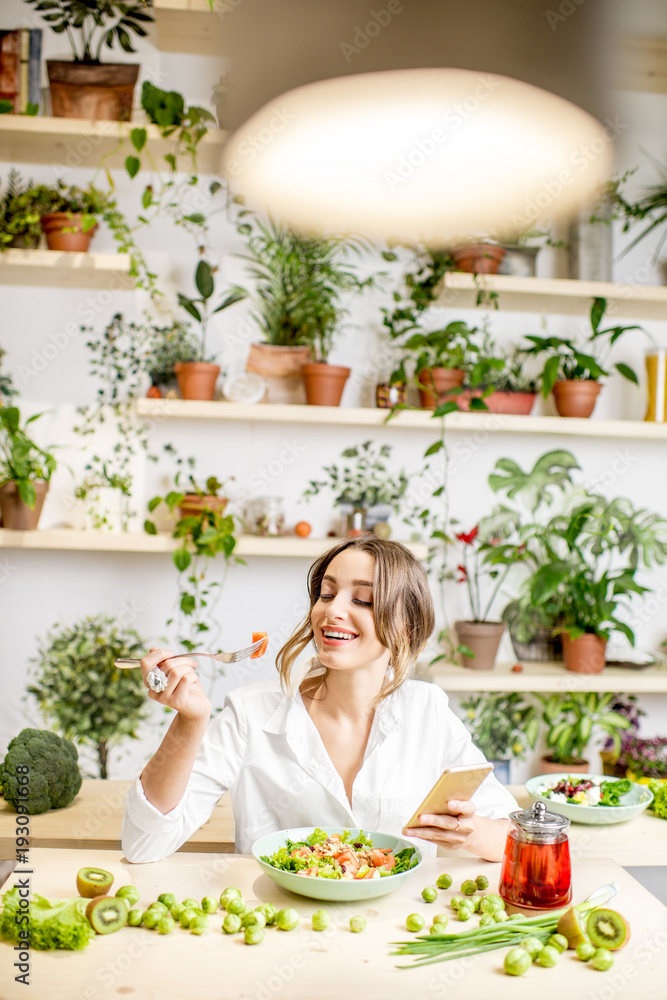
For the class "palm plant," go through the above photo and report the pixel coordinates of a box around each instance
[537,693,632,766]
[23,0,153,64]
[235,212,372,360]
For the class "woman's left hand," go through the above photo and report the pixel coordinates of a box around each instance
[403,798,476,849]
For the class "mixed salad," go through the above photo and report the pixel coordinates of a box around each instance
[260,828,420,880]
[536,776,632,807]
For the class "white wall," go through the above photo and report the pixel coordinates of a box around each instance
[1,0,667,783]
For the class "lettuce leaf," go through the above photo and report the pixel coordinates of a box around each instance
[0,888,93,950]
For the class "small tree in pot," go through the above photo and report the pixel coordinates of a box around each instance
[28,614,150,779]
[24,0,154,121]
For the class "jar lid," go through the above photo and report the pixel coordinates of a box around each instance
[510,800,570,839]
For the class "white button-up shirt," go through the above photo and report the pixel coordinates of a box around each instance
[122,674,518,861]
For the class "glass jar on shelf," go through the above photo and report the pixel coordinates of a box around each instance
[245,497,285,536]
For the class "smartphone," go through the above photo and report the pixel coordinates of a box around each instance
[403,762,494,829]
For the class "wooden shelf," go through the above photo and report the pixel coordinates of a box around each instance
[153,0,225,55]
[421,659,667,693]
[0,248,133,289]
[0,529,427,559]
[135,398,667,440]
[437,271,667,319]
[0,116,227,174]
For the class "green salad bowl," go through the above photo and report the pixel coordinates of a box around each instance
[526,773,654,825]
[252,827,423,902]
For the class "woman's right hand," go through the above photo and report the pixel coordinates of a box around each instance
[140,648,211,723]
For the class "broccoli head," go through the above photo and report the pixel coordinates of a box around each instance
[0,728,82,814]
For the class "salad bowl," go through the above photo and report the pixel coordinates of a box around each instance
[252,827,423,902]
[526,773,654,825]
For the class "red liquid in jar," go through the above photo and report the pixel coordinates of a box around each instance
[499,831,572,909]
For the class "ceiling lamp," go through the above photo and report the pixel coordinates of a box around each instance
[222,68,613,243]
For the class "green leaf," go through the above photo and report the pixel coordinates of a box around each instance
[173,547,191,572]
[590,296,606,333]
[18,480,36,509]
[143,519,157,535]
[424,440,443,456]
[164,153,177,171]
[615,362,638,385]
[177,295,202,323]
[180,594,196,615]
[195,259,214,300]
[130,127,147,153]
[141,187,152,210]
[125,155,140,179]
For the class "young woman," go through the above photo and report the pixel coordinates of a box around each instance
[122,536,517,864]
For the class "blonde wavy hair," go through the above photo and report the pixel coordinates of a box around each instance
[276,536,434,707]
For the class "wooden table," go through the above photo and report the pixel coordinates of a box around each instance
[0,780,235,856]
[3,781,664,866]
[1,848,665,1000]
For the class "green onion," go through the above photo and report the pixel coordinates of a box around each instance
[391,884,617,969]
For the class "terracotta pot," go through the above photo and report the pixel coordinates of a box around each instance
[562,632,607,674]
[40,213,98,252]
[245,343,312,404]
[457,390,536,415]
[417,367,465,410]
[451,244,505,274]
[537,755,590,775]
[552,379,601,418]
[301,362,351,406]
[174,362,220,401]
[177,494,228,520]
[454,620,505,670]
[46,60,139,121]
[0,480,49,530]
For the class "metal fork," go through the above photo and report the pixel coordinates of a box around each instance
[115,638,267,692]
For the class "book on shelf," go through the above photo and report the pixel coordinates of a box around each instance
[0,28,41,112]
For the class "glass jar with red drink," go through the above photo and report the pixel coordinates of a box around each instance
[499,801,572,910]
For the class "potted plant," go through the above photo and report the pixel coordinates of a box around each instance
[460,692,539,785]
[0,170,43,250]
[32,180,119,252]
[24,0,154,122]
[393,319,481,410]
[177,259,246,400]
[535,692,632,775]
[236,212,371,405]
[606,162,667,271]
[525,493,667,673]
[142,320,200,397]
[0,406,56,530]
[452,524,513,669]
[478,449,580,660]
[615,736,667,782]
[520,297,648,417]
[144,461,241,653]
[302,440,410,535]
[450,240,505,274]
[28,614,149,779]
[458,340,538,415]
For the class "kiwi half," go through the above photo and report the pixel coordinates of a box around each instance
[77,867,114,898]
[556,907,588,949]
[85,895,128,935]
[586,908,630,951]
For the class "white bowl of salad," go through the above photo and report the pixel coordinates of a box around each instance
[525,773,653,825]
[252,827,423,901]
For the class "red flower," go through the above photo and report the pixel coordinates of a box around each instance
[455,527,478,545]
[456,564,467,582]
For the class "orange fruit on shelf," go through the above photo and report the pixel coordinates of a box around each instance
[251,632,268,658]
[294,521,312,537]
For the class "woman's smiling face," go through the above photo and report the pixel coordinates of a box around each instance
[311,549,390,671]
